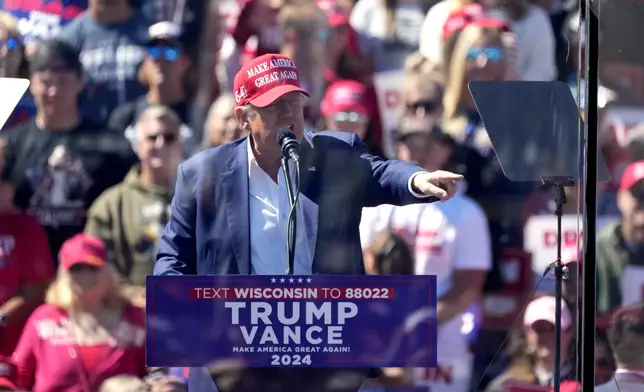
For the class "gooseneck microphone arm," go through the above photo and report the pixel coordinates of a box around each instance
[277,128,302,275]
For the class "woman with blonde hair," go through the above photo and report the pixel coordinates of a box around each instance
[12,234,147,392]
[400,53,445,129]
[441,21,508,142]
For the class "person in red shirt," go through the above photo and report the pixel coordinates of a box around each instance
[0,139,54,357]
[11,234,147,392]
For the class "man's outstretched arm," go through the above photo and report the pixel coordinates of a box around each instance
[354,134,462,207]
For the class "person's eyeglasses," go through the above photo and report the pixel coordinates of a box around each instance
[69,264,100,273]
[331,111,368,123]
[1,37,19,51]
[146,133,178,144]
[466,47,503,62]
[406,100,440,114]
[147,46,180,62]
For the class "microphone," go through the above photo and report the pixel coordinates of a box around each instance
[277,127,300,163]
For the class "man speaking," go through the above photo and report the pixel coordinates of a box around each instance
[154,54,462,391]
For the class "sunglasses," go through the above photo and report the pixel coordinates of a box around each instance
[331,111,368,123]
[68,263,100,273]
[406,100,440,113]
[1,37,19,51]
[466,47,503,62]
[147,46,180,62]
[146,133,178,144]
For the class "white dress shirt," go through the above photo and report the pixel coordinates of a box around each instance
[247,142,314,275]
[247,139,429,275]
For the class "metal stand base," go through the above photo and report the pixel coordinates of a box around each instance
[541,176,575,392]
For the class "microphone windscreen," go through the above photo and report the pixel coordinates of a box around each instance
[276,127,295,145]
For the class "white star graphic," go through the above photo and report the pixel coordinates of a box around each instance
[289,278,295,283]
[280,278,286,283]
[297,278,303,283]
[270,278,277,283]
[306,278,312,283]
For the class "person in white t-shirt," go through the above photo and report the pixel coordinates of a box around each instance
[360,119,491,391]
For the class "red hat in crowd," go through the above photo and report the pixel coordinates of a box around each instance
[524,295,573,330]
[328,12,349,28]
[620,160,644,190]
[442,4,484,39]
[0,356,17,390]
[233,54,310,107]
[471,17,511,33]
[551,381,581,392]
[320,80,370,118]
[442,5,510,39]
[58,233,107,270]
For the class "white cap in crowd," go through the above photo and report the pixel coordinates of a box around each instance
[523,295,572,330]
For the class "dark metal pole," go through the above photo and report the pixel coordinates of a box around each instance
[553,185,566,392]
[581,0,599,389]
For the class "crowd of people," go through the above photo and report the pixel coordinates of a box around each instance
[0,0,643,390]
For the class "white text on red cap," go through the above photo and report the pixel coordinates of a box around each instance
[247,60,298,88]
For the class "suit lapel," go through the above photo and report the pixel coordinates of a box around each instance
[299,134,319,271]
[220,139,251,275]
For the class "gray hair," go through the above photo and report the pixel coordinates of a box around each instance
[206,94,236,129]
[126,105,182,143]
[136,105,181,131]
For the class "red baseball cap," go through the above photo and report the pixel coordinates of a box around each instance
[328,13,349,28]
[320,80,370,117]
[551,381,580,392]
[233,54,310,108]
[0,356,16,390]
[620,160,644,190]
[442,4,484,39]
[58,234,106,270]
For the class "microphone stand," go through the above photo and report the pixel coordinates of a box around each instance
[541,176,574,392]
[281,157,301,275]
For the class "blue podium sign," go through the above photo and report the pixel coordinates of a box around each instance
[146,275,437,368]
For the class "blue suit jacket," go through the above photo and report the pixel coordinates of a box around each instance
[155,131,435,276]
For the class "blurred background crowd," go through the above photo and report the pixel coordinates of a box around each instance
[1,0,644,390]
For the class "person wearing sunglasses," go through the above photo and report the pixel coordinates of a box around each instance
[86,105,183,307]
[11,234,148,392]
[401,70,444,127]
[0,12,27,80]
[109,22,195,156]
[320,79,384,157]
